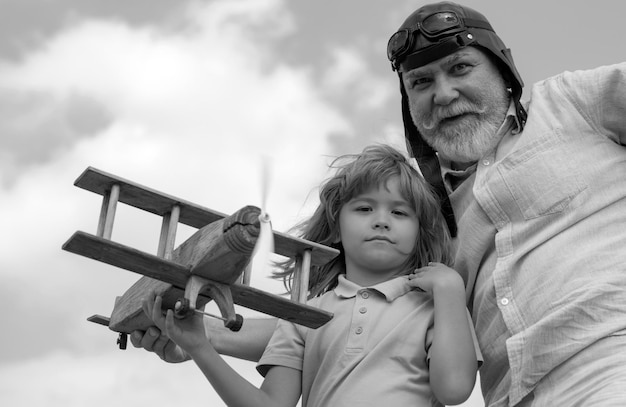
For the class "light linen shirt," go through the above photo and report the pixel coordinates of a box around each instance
[257,274,480,407]
[446,63,626,406]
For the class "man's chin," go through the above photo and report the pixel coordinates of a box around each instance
[422,136,484,163]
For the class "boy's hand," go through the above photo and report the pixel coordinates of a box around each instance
[141,290,210,356]
[408,262,464,295]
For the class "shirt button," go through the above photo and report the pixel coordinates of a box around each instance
[500,298,509,306]
[355,327,363,335]
[359,307,367,314]
[482,159,490,166]
[361,291,369,299]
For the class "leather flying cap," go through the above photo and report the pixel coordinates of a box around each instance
[388,2,526,236]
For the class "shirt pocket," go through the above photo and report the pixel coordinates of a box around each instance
[497,128,587,220]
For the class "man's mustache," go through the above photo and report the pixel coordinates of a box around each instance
[419,100,487,130]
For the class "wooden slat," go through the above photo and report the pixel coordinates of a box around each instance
[157,205,180,259]
[75,167,340,266]
[273,231,339,266]
[295,250,312,303]
[75,167,225,229]
[230,283,332,328]
[63,231,332,330]
[63,231,192,287]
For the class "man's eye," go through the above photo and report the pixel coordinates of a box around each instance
[451,63,471,74]
[411,77,431,88]
[405,76,430,90]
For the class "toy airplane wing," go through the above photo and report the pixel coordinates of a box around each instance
[62,167,338,348]
[64,231,334,330]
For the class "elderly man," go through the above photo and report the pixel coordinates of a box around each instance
[133,2,626,405]
[385,2,626,406]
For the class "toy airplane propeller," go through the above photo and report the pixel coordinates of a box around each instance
[241,156,274,286]
[62,167,338,349]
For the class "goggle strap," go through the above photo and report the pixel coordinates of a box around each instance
[399,34,475,72]
[462,17,494,32]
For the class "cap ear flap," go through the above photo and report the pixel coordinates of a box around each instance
[398,75,457,237]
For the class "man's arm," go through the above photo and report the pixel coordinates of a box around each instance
[559,62,626,145]
[130,316,278,362]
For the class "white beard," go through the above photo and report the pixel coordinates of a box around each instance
[420,112,505,162]
[412,87,510,163]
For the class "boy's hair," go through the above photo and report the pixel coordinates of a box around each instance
[275,144,452,298]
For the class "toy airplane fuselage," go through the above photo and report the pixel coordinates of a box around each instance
[62,167,338,348]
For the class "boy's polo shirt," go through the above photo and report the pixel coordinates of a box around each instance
[257,275,480,407]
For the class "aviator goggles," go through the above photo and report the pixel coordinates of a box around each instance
[387,11,493,71]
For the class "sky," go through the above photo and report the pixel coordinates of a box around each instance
[1,0,624,406]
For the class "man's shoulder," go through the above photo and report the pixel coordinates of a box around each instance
[523,62,626,106]
[535,62,626,88]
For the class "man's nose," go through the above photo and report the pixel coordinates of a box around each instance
[432,77,459,105]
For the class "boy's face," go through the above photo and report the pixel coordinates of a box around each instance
[338,176,419,284]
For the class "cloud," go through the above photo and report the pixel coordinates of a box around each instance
[1,0,351,405]
[0,349,262,407]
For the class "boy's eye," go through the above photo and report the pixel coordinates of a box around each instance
[392,210,408,216]
[356,206,372,212]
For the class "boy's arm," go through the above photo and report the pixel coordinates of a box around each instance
[130,316,278,363]
[409,264,478,405]
[146,294,301,407]
[185,321,302,407]
[209,317,278,360]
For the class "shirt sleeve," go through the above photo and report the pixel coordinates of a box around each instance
[256,318,306,377]
[557,62,626,146]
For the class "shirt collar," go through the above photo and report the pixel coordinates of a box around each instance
[439,100,520,188]
[334,274,414,302]
[500,99,522,136]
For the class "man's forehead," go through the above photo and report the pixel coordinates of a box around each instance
[403,47,484,77]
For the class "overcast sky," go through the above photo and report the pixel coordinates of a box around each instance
[1,1,624,406]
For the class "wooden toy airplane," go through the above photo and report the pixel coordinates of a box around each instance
[62,167,338,349]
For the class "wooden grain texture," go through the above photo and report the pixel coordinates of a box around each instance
[63,231,332,330]
[103,205,258,332]
[75,167,339,265]
[75,166,225,229]
[66,167,340,333]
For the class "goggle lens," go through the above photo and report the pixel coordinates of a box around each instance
[387,30,410,61]
[421,12,460,35]
[387,11,464,67]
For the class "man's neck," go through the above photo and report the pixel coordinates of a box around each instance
[450,160,476,171]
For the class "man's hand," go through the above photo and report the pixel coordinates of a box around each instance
[130,326,190,363]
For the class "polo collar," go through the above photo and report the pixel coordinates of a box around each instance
[334,274,414,302]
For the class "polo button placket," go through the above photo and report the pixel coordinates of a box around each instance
[345,289,372,353]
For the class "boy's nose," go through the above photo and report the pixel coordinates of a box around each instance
[373,219,390,230]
